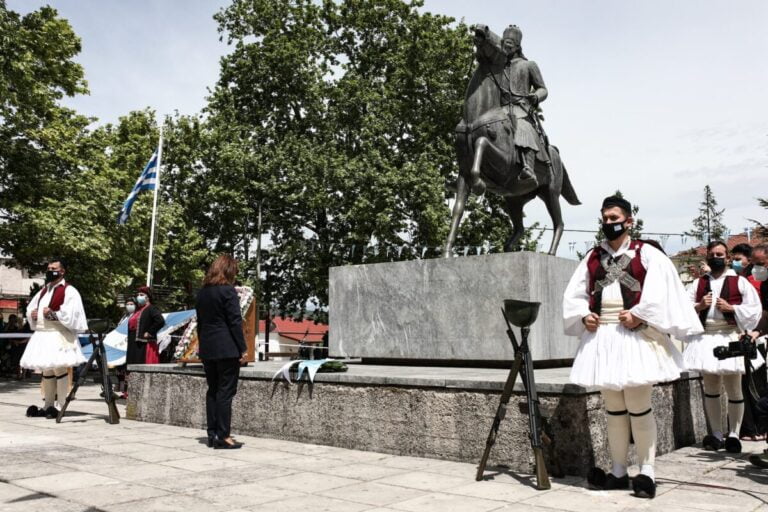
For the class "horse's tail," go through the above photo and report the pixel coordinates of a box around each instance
[560,165,581,205]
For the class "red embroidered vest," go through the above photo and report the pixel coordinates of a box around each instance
[586,240,647,315]
[39,283,68,311]
[695,274,741,326]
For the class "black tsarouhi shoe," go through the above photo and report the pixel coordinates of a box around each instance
[702,434,723,451]
[632,474,656,499]
[587,467,629,490]
[26,405,43,417]
[724,436,742,454]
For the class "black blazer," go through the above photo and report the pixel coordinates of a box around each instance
[195,284,246,360]
[137,304,165,341]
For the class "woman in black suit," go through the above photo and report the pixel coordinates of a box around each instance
[196,254,246,449]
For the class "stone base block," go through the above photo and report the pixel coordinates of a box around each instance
[329,252,580,362]
[127,363,708,476]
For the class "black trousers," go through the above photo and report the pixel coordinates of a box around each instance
[740,364,768,437]
[202,358,240,439]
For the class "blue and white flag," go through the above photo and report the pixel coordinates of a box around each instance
[117,152,158,225]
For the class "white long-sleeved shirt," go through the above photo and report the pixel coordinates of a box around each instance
[563,238,703,339]
[687,269,762,331]
[26,279,88,333]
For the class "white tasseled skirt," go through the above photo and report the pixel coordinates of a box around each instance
[20,320,86,371]
[683,320,765,374]
[570,301,684,390]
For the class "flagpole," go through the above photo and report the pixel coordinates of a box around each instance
[146,126,163,286]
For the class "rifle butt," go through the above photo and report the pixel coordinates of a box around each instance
[533,448,551,490]
[476,440,494,480]
[107,402,120,424]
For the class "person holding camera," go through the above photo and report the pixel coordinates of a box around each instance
[747,313,768,467]
[683,240,763,453]
[20,258,88,418]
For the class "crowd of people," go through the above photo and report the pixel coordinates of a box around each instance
[564,195,768,500]
[11,254,246,449]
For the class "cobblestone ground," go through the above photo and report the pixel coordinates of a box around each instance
[1,378,768,511]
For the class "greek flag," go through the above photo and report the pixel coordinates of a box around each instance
[117,152,158,224]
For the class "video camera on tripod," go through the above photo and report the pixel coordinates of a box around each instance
[57,318,120,424]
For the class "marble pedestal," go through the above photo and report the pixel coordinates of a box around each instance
[329,252,580,362]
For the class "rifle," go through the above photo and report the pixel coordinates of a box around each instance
[476,307,560,489]
[57,319,120,424]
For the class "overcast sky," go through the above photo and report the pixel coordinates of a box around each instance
[9,0,768,259]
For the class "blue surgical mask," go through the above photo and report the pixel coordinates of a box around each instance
[731,260,744,273]
[136,295,147,306]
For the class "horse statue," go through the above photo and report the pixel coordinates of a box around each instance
[443,24,580,257]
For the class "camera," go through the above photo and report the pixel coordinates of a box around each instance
[713,333,757,360]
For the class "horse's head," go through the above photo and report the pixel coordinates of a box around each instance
[471,24,506,68]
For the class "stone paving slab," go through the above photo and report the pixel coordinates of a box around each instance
[1,378,768,512]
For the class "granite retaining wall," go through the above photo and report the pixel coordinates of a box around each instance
[127,364,707,476]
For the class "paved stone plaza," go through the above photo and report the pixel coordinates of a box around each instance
[1,379,768,511]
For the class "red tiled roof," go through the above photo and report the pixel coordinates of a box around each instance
[0,299,19,309]
[258,317,328,343]
[682,233,768,258]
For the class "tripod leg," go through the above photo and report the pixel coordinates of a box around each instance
[57,354,96,423]
[477,355,523,481]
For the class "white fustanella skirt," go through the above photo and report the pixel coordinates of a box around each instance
[20,319,86,371]
[570,301,684,390]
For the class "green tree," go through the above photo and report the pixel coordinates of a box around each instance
[207,0,540,319]
[686,185,728,243]
[0,2,89,236]
[753,197,768,239]
[0,4,206,318]
[4,110,207,318]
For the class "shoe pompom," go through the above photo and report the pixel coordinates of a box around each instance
[26,405,40,417]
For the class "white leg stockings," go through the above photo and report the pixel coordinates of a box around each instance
[601,389,630,478]
[602,385,656,480]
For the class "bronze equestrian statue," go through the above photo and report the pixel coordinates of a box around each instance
[443,24,580,257]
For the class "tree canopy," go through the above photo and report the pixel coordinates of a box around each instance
[685,185,728,244]
[0,0,546,321]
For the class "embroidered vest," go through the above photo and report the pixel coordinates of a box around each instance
[586,240,647,315]
[39,283,68,311]
[695,275,741,326]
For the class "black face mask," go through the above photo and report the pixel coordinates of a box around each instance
[45,270,62,283]
[707,257,726,272]
[601,221,627,241]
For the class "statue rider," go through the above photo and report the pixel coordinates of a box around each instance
[500,25,549,187]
